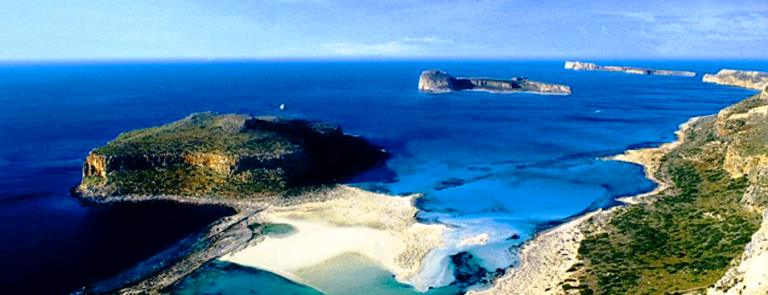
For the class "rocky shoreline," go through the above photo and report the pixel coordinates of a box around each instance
[703,69,768,90]
[476,72,768,294]
[418,70,571,95]
[564,61,696,77]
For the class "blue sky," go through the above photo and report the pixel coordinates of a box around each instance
[1,0,767,60]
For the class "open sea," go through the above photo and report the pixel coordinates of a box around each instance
[0,60,764,294]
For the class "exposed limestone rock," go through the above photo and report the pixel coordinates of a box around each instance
[703,69,768,90]
[83,153,108,179]
[182,152,236,174]
[710,209,768,295]
[564,61,696,77]
[418,70,571,95]
[724,146,768,179]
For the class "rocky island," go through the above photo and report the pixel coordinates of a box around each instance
[77,112,387,202]
[73,113,448,294]
[564,61,697,77]
[703,69,768,90]
[476,75,768,294]
[418,70,571,95]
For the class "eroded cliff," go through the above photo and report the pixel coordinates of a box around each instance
[703,69,768,91]
[418,70,571,95]
[564,61,696,77]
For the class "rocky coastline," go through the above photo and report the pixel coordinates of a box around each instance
[564,61,696,77]
[703,69,768,90]
[418,70,571,95]
[477,71,768,294]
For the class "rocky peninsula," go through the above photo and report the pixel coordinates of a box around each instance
[476,75,768,294]
[76,112,387,202]
[418,70,571,95]
[703,69,768,90]
[564,61,696,77]
[73,113,448,294]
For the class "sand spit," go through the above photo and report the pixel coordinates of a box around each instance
[220,185,448,292]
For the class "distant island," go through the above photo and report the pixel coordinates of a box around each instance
[703,69,768,90]
[564,61,696,77]
[418,70,571,95]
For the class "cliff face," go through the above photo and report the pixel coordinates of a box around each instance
[418,70,571,95]
[564,61,696,77]
[709,89,768,295]
[77,112,387,200]
[703,69,768,90]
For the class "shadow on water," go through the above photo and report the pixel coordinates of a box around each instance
[0,195,234,295]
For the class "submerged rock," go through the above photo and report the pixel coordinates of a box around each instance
[76,112,387,200]
[418,70,571,95]
[564,61,696,77]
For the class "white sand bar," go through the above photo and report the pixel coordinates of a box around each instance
[219,185,447,291]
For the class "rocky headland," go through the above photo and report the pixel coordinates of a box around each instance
[564,61,696,77]
[703,69,768,90]
[418,70,571,95]
[477,75,768,294]
[76,112,387,203]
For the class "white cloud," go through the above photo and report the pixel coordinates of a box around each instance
[321,36,452,56]
[599,8,768,56]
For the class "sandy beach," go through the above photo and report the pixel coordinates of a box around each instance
[471,118,700,295]
[610,116,702,204]
[219,185,448,292]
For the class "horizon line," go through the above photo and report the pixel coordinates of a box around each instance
[2,56,768,65]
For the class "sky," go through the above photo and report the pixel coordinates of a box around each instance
[1,0,767,61]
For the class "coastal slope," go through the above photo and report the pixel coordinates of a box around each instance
[418,70,571,95]
[565,61,696,77]
[703,69,768,90]
[477,79,768,294]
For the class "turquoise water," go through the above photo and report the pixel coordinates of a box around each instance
[175,254,462,295]
[174,261,324,295]
[0,60,764,293]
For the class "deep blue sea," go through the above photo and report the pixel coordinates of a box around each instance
[0,60,764,294]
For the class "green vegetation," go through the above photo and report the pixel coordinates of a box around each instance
[78,112,386,199]
[571,94,767,294]
[95,113,297,158]
[106,166,288,198]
